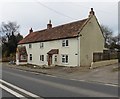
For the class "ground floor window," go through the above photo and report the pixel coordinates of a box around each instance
[30,54,32,61]
[20,55,27,60]
[54,55,57,62]
[40,55,44,61]
[62,55,68,63]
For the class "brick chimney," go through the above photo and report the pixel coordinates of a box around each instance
[29,28,33,33]
[47,20,52,29]
[89,8,95,17]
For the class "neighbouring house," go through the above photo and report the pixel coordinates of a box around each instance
[16,8,105,67]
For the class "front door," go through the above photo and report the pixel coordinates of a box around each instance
[48,55,52,66]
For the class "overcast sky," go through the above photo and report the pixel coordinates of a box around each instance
[0,0,119,37]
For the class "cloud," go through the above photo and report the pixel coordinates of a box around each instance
[0,1,118,37]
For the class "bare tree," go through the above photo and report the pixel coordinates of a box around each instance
[101,25,113,48]
[0,21,20,42]
[118,33,120,45]
[0,21,23,57]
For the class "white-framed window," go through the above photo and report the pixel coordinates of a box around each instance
[62,40,69,47]
[62,55,68,63]
[20,55,26,60]
[30,54,32,61]
[29,44,32,48]
[40,55,44,61]
[40,42,44,48]
[54,55,57,62]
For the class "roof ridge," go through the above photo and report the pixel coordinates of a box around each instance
[34,18,88,33]
[52,18,88,28]
[18,18,88,44]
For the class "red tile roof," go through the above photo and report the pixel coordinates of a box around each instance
[19,18,88,44]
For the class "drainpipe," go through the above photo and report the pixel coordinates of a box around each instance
[77,37,80,66]
[77,33,82,67]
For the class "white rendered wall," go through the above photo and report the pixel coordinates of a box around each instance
[19,38,79,67]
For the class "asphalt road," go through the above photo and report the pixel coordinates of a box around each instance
[1,65,119,98]
[2,89,15,97]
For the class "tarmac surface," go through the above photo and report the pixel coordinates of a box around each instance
[2,62,119,86]
[2,65,119,97]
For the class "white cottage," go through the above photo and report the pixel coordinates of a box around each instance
[16,8,105,67]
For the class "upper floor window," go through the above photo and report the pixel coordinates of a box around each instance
[29,44,32,48]
[40,42,44,48]
[62,55,68,63]
[40,55,44,61]
[62,40,69,47]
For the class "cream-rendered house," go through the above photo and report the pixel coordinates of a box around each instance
[16,8,105,67]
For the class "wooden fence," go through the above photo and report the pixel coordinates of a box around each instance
[93,50,118,62]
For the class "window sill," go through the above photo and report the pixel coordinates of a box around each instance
[40,61,44,63]
[62,63,69,65]
[40,48,44,49]
[62,46,69,48]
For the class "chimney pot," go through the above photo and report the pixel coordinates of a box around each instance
[91,8,93,11]
[89,8,95,17]
[29,28,33,33]
[47,20,52,29]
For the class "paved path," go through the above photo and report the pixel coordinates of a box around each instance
[70,64,119,85]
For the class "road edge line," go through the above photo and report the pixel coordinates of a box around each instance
[0,83,25,97]
[0,79,40,98]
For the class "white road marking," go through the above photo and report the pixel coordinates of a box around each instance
[45,75,57,78]
[18,69,27,72]
[0,83,24,97]
[78,80,85,82]
[0,79,40,98]
[29,71,119,88]
[4,70,118,97]
[70,79,85,82]
[104,83,118,87]
[44,75,119,88]
[34,73,40,75]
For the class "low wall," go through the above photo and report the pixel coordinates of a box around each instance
[90,59,118,69]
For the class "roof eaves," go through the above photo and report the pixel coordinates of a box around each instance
[18,35,78,45]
